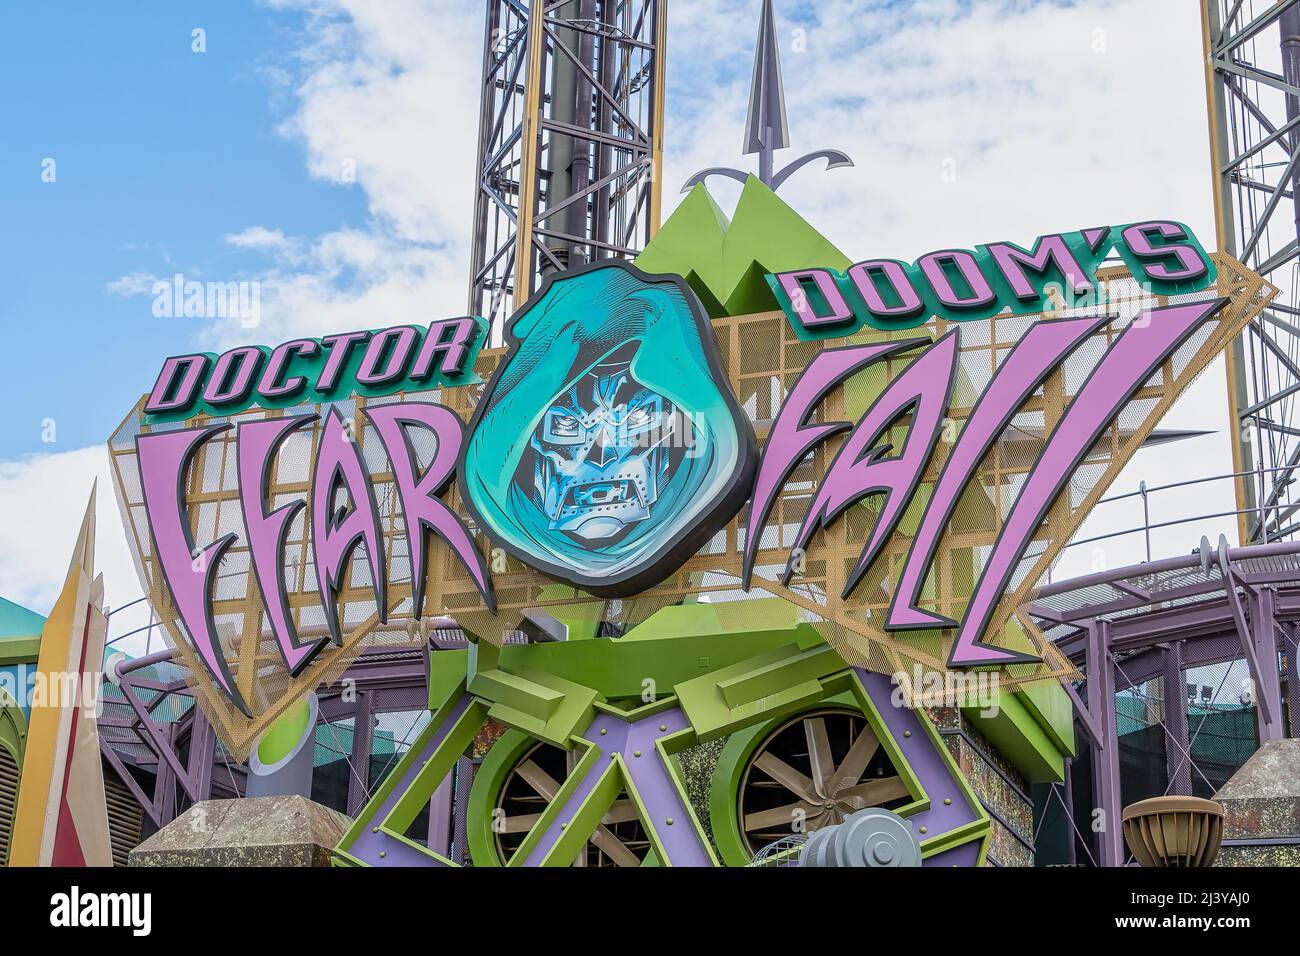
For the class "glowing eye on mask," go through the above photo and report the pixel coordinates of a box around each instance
[621,397,665,438]
[543,410,584,444]
[625,407,652,428]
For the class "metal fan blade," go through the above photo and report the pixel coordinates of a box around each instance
[803,716,835,797]
[752,751,820,803]
[837,776,910,808]
[744,800,820,832]
[829,723,880,792]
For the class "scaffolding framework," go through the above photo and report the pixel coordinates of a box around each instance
[1203,0,1300,543]
[467,0,667,336]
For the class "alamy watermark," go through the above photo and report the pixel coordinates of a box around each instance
[0,663,105,716]
[152,273,260,328]
[891,663,1001,717]
[50,887,151,936]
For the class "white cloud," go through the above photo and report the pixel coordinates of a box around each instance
[195,226,470,350]
[0,446,153,653]
[106,271,161,298]
[266,0,482,244]
[664,0,1213,253]
[225,225,294,253]
[165,0,484,348]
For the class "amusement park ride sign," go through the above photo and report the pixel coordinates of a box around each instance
[122,218,1235,720]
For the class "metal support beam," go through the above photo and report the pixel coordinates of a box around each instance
[452,755,477,865]
[1086,621,1125,867]
[100,737,163,828]
[1250,586,1288,740]
[188,706,216,804]
[1162,642,1193,795]
[1202,0,1300,546]
[469,0,667,335]
[155,724,178,823]
[346,690,374,817]
[1062,758,1078,866]
[1283,621,1300,735]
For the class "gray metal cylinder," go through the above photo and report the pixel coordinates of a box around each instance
[245,692,318,799]
[798,808,922,868]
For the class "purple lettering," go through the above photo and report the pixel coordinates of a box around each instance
[742,339,929,589]
[357,327,419,388]
[145,354,209,416]
[987,234,1092,302]
[1120,221,1209,282]
[847,260,925,320]
[775,269,855,330]
[312,407,387,644]
[364,402,495,616]
[204,346,264,406]
[237,414,326,675]
[786,331,959,597]
[411,318,479,380]
[258,339,320,401]
[918,250,997,310]
[136,424,250,715]
[947,298,1228,666]
[886,314,1109,631]
[315,331,371,393]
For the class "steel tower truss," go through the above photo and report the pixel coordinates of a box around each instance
[467,0,667,335]
[1203,0,1300,542]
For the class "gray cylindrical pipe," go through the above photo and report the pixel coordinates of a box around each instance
[1282,5,1300,244]
[544,2,582,272]
[565,0,595,266]
[244,692,318,799]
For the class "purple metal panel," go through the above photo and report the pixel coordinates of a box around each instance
[427,775,453,857]
[452,756,474,865]
[522,707,712,867]
[855,670,986,856]
[157,724,178,822]
[100,736,163,828]
[1063,758,1077,866]
[112,652,203,804]
[1285,622,1300,737]
[346,693,474,867]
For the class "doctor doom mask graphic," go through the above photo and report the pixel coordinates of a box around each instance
[526,345,693,545]
[459,261,757,596]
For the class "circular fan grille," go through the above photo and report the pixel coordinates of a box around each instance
[738,707,911,854]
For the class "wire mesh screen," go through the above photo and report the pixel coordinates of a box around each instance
[108,254,1274,760]
[1178,658,1263,798]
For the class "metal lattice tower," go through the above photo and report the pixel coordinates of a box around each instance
[1203,0,1300,543]
[467,0,667,336]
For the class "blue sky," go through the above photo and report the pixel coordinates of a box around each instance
[0,1,367,458]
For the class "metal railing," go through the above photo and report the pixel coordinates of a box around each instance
[1060,464,1300,563]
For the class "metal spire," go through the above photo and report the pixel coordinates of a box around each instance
[683,0,853,193]
[742,0,790,184]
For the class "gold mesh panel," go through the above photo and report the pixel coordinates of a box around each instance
[108,255,1274,759]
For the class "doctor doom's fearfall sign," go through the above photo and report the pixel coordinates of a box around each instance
[108,219,1272,751]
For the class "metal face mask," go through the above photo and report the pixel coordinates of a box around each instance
[459,260,757,597]
[529,354,685,544]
